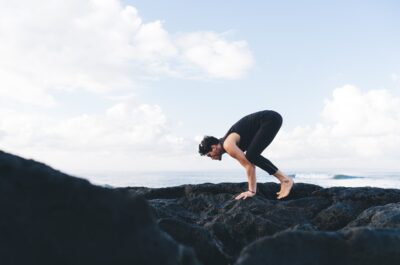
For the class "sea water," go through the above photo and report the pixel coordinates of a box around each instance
[80,170,400,189]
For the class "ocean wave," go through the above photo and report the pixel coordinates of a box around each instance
[333,174,365,180]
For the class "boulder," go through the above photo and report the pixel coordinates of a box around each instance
[0,150,201,265]
[345,202,400,229]
[235,228,400,265]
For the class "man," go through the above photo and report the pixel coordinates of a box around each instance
[198,110,294,200]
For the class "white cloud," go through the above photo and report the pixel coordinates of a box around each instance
[176,31,254,79]
[0,0,253,107]
[269,85,400,172]
[0,102,175,151]
[0,68,57,107]
[0,101,198,172]
[321,85,400,137]
[0,0,254,174]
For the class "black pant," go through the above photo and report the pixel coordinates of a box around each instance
[245,111,282,175]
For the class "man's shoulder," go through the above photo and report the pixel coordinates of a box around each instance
[223,132,240,147]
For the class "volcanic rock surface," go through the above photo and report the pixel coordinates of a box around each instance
[0,150,200,265]
[2,149,400,265]
[123,179,400,264]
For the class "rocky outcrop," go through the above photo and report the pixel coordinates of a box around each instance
[2,149,400,265]
[0,150,200,265]
[344,202,400,229]
[123,182,400,264]
[235,228,400,265]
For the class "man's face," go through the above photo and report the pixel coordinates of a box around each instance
[206,144,221,161]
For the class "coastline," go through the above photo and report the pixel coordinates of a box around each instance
[79,169,400,189]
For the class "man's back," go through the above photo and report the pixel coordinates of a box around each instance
[220,110,273,151]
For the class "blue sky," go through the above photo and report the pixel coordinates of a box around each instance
[0,0,399,176]
[128,0,400,131]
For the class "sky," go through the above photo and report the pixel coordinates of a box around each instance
[0,0,399,178]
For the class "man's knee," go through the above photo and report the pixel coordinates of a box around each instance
[245,152,258,164]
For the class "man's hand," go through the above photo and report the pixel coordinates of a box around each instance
[235,191,256,200]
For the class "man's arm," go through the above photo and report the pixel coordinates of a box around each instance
[224,134,257,194]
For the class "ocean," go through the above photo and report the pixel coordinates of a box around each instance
[79,170,400,190]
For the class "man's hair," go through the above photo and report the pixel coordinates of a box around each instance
[198,136,219,156]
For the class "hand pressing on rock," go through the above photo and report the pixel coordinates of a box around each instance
[235,190,256,200]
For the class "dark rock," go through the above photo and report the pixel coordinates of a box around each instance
[345,202,400,229]
[311,187,400,230]
[124,185,186,199]
[158,218,231,265]
[203,220,243,258]
[3,149,400,265]
[312,201,365,230]
[312,186,400,205]
[0,150,201,265]
[123,182,400,264]
[235,228,400,265]
[284,223,317,231]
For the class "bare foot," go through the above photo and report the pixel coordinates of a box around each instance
[277,178,294,199]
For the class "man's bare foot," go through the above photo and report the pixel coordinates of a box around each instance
[277,178,294,199]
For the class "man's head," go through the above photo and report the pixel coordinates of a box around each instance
[198,136,223,161]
